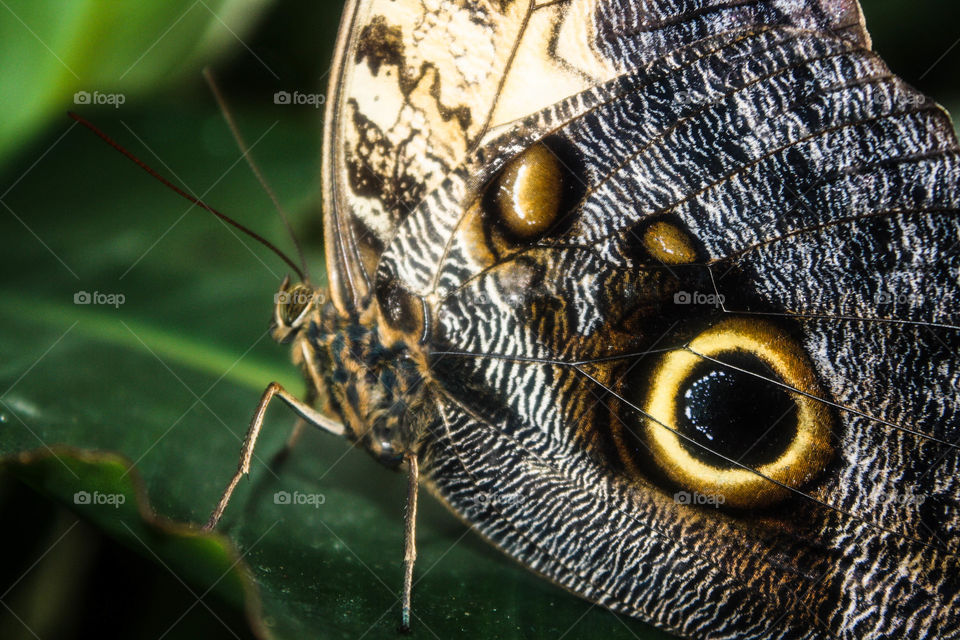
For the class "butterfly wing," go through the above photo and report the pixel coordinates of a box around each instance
[322,0,629,314]
[322,0,871,315]
[354,1,959,638]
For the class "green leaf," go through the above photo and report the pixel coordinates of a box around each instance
[0,100,672,639]
[5,448,266,635]
[0,0,273,166]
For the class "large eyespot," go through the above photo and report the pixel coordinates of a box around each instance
[631,318,833,508]
[483,137,585,242]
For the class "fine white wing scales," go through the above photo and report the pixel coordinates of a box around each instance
[324,0,868,315]
[359,1,960,638]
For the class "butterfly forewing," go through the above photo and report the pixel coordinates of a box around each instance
[322,0,625,314]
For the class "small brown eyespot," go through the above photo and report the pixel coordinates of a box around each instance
[376,278,425,337]
[641,221,699,264]
[484,137,585,243]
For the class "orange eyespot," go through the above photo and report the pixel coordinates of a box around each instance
[641,221,699,264]
[492,143,564,240]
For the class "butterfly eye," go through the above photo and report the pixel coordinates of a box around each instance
[628,318,833,509]
[276,283,316,328]
[484,138,584,242]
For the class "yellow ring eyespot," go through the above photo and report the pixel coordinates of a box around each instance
[638,318,833,509]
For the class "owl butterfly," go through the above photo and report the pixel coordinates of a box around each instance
[198,0,960,638]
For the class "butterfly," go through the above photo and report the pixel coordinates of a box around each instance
[194,0,960,638]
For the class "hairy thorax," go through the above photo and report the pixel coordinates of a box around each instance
[291,297,433,468]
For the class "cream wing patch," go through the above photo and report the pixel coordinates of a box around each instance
[488,0,618,128]
[331,0,524,254]
[326,0,620,260]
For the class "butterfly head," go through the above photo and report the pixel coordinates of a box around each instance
[275,273,431,468]
[272,275,324,343]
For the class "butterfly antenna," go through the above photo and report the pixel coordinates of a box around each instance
[203,68,311,283]
[68,111,305,281]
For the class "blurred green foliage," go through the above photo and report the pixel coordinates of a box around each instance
[0,0,278,167]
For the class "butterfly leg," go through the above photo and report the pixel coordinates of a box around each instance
[202,381,344,531]
[269,384,317,467]
[400,453,419,632]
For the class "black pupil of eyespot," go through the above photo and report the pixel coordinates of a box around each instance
[677,354,797,469]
